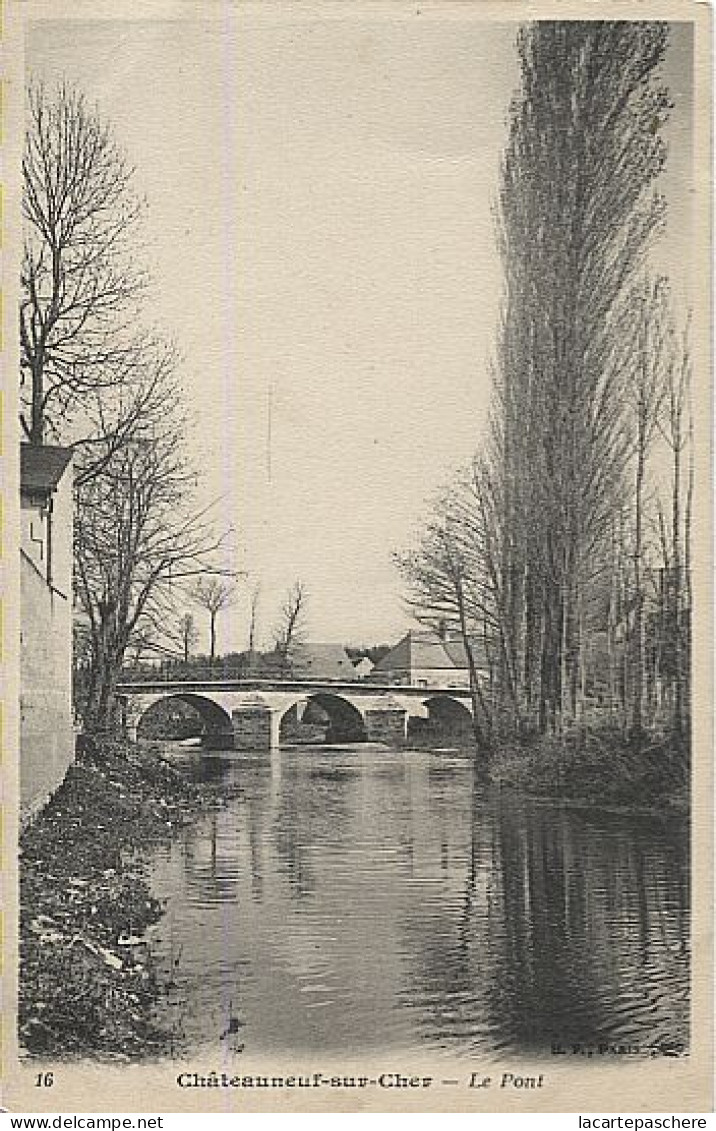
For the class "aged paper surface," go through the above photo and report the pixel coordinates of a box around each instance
[1,0,713,1114]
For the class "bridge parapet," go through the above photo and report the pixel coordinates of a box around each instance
[116,677,473,700]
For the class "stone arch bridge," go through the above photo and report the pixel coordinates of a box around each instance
[115,678,475,753]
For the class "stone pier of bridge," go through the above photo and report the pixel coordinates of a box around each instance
[230,696,283,752]
[229,694,408,753]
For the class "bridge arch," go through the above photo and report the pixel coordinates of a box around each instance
[279,691,367,744]
[134,692,233,742]
[410,694,475,743]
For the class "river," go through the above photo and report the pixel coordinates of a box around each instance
[145,743,689,1063]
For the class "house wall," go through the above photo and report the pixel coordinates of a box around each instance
[374,667,471,689]
[20,471,74,824]
[412,667,470,689]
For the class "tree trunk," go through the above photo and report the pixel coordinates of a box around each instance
[87,653,120,733]
[671,409,683,737]
[684,385,693,732]
[632,440,646,739]
[29,357,45,445]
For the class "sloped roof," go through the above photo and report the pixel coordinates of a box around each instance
[374,631,459,672]
[20,444,72,493]
[290,643,359,681]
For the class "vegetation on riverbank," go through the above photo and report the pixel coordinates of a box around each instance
[19,738,237,1059]
[484,724,690,816]
[406,711,689,816]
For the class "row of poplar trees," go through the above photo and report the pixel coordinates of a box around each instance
[399,23,692,752]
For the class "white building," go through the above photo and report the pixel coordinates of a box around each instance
[20,444,74,823]
[371,629,472,689]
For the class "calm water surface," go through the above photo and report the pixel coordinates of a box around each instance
[146,744,689,1061]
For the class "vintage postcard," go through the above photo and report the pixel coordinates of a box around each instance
[1,0,712,1115]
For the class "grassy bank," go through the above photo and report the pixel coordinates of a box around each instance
[487,724,690,816]
[20,738,237,1060]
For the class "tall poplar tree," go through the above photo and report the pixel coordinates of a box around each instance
[495,22,671,732]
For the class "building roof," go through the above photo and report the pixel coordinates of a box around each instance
[374,631,461,673]
[20,444,72,494]
[289,643,359,681]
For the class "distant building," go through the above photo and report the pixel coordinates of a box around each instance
[287,642,360,682]
[20,444,74,823]
[371,628,477,688]
[353,656,375,679]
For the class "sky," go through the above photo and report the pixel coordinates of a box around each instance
[26,11,694,654]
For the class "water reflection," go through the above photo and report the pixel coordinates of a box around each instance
[147,746,689,1060]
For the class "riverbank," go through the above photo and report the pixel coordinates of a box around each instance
[487,724,690,816]
[19,737,239,1059]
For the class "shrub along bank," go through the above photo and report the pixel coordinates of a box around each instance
[485,724,690,815]
[19,737,238,1059]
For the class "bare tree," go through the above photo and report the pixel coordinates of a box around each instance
[620,276,671,736]
[657,314,692,738]
[395,479,494,754]
[127,626,155,668]
[246,582,262,671]
[178,613,199,665]
[192,577,237,665]
[273,581,308,676]
[74,379,231,730]
[21,80,149,447]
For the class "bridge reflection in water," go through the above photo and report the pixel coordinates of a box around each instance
[146,745,689,1060]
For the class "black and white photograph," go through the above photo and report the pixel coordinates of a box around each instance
[2,0,712,1115]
